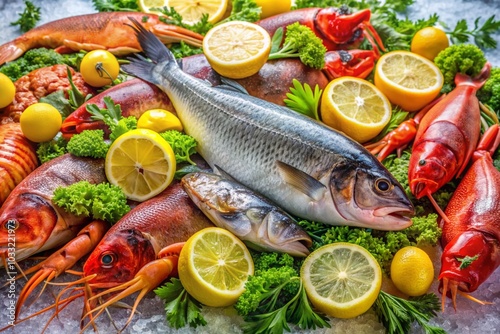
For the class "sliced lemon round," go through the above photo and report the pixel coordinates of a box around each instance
[301,242,382,319]
[165,0,228,25]
[105,128,176,201]
[138,0,168,14]
[178,227,254,307]
[374,50,443,112]
[320,77,392,143]
[203,21,271,79]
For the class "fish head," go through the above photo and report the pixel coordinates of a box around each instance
[247,208,312,257]
[439,230,500,294]
[330,161,414,230]
[0,193,58,263]
[83,228,156,290]
[182,172,312,257]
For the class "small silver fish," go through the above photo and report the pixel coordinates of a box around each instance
[181,171,312,257]
[122,19,414,231]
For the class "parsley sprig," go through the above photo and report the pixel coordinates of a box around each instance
[374,291,445,334]
[445,16,500,49]
[10,0,41,32]
[154,278,207,329]
[240,277,330,334]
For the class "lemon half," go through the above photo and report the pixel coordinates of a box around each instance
[164,0,228,24]
[203,21,271,79]
[105,128,176,201]
[374,50,443,112]
[320,77,392,143]
[301,242,382,319]
[178,227,254,307]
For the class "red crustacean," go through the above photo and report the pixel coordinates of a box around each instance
[408,63,491,207]
[438,124,500,310]
[323,49,378,79]
[367,63,492,220]
[14,220,110,320]
[257,6,386,56]
[78,182,213,331]
[13,182,214,332]
[0,122,39,207]
[0,154,106,267]
[0,12,204,66]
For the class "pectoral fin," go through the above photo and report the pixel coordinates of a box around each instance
[275,160,326,201]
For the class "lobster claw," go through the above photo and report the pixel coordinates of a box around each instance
[323,50,376,79]
[316,7,386,55]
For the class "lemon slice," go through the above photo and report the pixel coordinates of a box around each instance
[320,77,392,143]
[178,227,254,307]
[105,128,176,201]
[203,21,271,79]
[301,242,382,319]
[374,50,444,112]
[165,0,228,24]
[137,0,168,14]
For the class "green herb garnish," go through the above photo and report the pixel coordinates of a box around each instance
[284,79,322,121]
[10,0,40,32]
[457,254,479,269]
[155,278,207,329]
[374,291,446,334]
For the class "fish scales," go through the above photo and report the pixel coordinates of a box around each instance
[123,20,414,230]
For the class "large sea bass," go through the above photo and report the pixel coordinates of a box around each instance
[122,19,414,231]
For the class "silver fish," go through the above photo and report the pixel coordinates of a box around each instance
[122,19,414,231]
[181,171,312,257]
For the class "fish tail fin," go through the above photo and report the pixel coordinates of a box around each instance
[122,17,176,84]
[0,41,27,66]
[455,62,491,90]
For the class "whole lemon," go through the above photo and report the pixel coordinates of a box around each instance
[390,246,435,296]
[20,103,62,142]
[411,27,449,61]
[0,73,16,109]
[137,109,183,133]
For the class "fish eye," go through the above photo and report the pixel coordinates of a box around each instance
[100,252,116,268]
[419,159,426,166]
[375,178,391,192]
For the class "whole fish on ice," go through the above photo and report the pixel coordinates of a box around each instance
[181,171,312,257]
[122,19,414,231]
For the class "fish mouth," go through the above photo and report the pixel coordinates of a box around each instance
[372,206,414,230]
[280,240,312,257]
